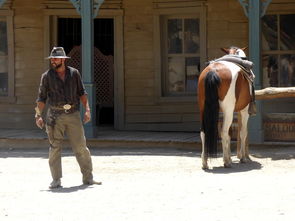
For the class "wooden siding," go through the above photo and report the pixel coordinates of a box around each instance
[153,0,206,9]
[123,0,205,131]
[1,0,295,134]
[0,0,44,129]
[268,0,295,13]
[123,0,247,131]
[207,0,248,60]
[42,0,122,9]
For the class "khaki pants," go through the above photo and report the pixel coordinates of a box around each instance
[46,111,93,182]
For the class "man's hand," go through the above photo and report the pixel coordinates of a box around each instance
[83,109,91,124]
[35,116,44,129]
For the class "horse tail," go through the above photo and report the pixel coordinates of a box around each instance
[202,70,221,158]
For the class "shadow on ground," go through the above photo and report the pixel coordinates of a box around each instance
[1,146,295,161]
[251,147,295,160]
[204,159,262,174]
[0,147,199,159]
[40,184,94,193]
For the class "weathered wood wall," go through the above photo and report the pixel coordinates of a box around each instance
[1,0,295,136]
[42,0,122,9]
[207,0,248,59]
[123,0,247,131]
[0,0,44,128]
[0,0,122,129]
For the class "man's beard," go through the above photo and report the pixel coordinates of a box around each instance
[52,63,62,70]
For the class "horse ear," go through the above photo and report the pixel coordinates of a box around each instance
[221,48,229,54]
[241,47,248,51]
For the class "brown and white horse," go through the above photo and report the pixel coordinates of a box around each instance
[198,47,252,169]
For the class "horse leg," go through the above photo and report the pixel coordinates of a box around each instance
[221,110,234,168]
[200,131,208,169]
[245,135,251,160]
[237,112,242,159]
[238,106,250,163]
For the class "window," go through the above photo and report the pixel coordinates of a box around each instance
[163,16,201,96]
[0,11,14,102]
[262,14,295,87]
[154,7,206,101]
[0,16,8,97]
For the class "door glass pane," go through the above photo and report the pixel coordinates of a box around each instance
[263,54,278,87]
[262,15,278,50]
[280,15,295,50]
[279,54,295,86]
[168,57,184,92]
[0,19,8,97]
[185,57,199,92]
[167,19,182,54]
[184,19,199,53]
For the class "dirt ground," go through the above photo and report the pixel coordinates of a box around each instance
[0,146,295,221]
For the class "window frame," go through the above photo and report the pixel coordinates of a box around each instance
[0,10,15,103]
[262,12,295,88]
[153,7,206,103]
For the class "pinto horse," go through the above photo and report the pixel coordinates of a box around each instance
[198,46,253,169]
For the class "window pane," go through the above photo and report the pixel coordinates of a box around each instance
[280,15,295,50]
[0,72,8,96]
[168,57,184,92]
[263,55,278,87]
[0,19,8,97]
[262,15,278,50]
[184,19,199,53]
[167,19,182,54]
[279,55,295,86]
[185,57,199,92]
[0,20,7,53]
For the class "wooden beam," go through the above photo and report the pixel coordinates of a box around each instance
[255,87,295,100]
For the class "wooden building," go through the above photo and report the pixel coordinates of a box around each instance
[0,0,295,142]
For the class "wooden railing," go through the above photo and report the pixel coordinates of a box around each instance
[255,87,295,100]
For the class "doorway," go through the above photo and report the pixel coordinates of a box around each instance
[57,18,114,127]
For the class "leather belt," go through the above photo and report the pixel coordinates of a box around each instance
[50,104,76,113]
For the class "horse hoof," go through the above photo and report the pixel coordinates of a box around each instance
[224,163,232,168]
[240,156,252,163]
[240,158,247,163]
[246,155,252,161]
[202,165,209,170]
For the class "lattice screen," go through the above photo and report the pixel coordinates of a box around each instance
[66,46,114,108]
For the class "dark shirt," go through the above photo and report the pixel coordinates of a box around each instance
[37,66,87,107]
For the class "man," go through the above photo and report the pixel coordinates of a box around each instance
[35,47,101,189]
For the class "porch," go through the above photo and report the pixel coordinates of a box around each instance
[0,128,294,150]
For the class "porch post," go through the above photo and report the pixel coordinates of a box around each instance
[238,0,272,143]
[81,0,96,138]
[69,0,104,137]
[247,0,264,143]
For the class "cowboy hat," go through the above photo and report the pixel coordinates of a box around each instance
[46,47,70,59]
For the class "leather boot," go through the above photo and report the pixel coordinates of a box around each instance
[83,179,102,185]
